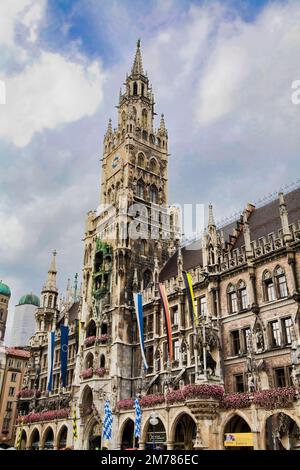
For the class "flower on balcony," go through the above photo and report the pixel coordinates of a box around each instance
[220,392,251,409]
[17,389,41,399]
[94,367,105,377]
[97,334,109,344]
[140,394,165,408]
[252,387,297,410]
[84,336,96,347]
[80,367,93,379]
[18,408,69,424]
[116,399,135,410]
[166,384,224,404]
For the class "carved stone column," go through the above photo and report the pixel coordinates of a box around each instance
[288,251,299,295]
[249,269,259,313]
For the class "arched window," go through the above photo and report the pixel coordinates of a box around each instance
[150,158,157,173]
[274,266,288,298]
[141,83,145,96]
[84,352,94,369]
[48,295,53,308]
[137,180,145,199]
[263,271,276,302]
[137,153,145,167]
[143,269,152,289]
[141,240,147,256]
[100,354,105,368]
[238,280,248,310]
[133,82,138,95]
[157,137,161,147]
[86,320,96,338]
[142,109,148,128]
[150,185,158,204]
[227,284,238,314]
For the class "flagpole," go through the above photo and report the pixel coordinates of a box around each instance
[202,318,207,381]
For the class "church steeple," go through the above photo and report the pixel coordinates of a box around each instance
[42,250,58,293]
[131,39,144,76]
[38,251,59,332]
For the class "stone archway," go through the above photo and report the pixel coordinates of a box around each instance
[18,429,27,450]
[265,413,300,450]
[42,426,54,450]
[81,385,93,417]
[120,419,135,450]
[171,413,197,450]
[143,417,167,450]
[85,418,102,450]
[57,425,68,450]
[29,428,40,450]
[223,414,253,450]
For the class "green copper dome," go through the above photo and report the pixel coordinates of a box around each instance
[18,293,40,307]
[0,281,11,298]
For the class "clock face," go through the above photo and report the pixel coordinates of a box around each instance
[112,154,121,169]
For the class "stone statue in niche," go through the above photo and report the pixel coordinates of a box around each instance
[247,373,256,392]
[255,328,264,351]
[290,364,300,389]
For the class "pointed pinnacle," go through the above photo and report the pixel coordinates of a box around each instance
[132,39,144,75]
[208,203,215,227]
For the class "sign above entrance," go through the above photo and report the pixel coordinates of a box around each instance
[224,433,254,447]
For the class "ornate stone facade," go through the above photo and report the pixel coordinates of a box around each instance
[15,42,300,451]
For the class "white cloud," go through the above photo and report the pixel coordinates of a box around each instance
[0,52,105,147]
[0,211,26,259]
[21,0,47,43]
[0,0,45,46]
[0,0,32,46]
[196,2,300,128]
[0,0,105,147]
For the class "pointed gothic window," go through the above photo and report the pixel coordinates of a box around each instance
[133,82,138,95]
[227,284,238,314]
[137,180,145,199]
[275,266,288,298]
[142,109,148,128]
[150,185,158,204]
[48,295,53,308]
[263,271,276,301]
[137,153,145,167]
[150,158,157,173]
[143,268,152,289]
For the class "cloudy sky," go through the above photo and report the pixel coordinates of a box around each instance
[0,0,299,340]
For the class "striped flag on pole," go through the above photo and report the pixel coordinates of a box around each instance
[73,408,78,440]
[102,400,113,441]
[16,420,24,450]
[60,325,69,388]
[134,397,142,439]
[158,283,173,363]
[183,271,199,327]
[47,331,55,392]
[133,292,148,370]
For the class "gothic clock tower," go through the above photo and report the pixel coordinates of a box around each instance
[80,41,177,402]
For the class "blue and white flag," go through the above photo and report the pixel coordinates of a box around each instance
[134,397,142,439]
[133,293,148,370]
[102,400,113,441]
[47,331,55,392]
[60,325,69,388]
